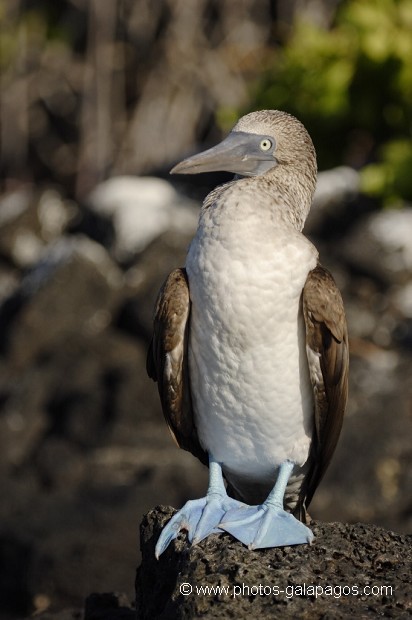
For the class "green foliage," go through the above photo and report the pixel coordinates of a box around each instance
[248,0,412,204]
[361,139,412,203]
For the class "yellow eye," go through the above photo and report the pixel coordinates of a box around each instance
[260,138,272,152]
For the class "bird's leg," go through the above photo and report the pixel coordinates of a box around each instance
[219,460,314,550]
[155,455,246,558]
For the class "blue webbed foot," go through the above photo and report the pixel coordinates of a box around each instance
[220,460,314,550]
[219,503,313,549]
[155,456,246,558]
[155,496,212,558]
[155,494,246,558]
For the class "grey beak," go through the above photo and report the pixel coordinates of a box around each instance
[170,131,276,177]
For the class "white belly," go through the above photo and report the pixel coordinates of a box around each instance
[186,203,318,487]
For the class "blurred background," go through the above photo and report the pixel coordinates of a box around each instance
[0,0,411,617]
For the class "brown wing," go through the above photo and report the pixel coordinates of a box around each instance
[146,268,207,466]
[300,263,349,515]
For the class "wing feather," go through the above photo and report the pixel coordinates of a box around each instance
[146,268,207,465]
[300,264,349,513]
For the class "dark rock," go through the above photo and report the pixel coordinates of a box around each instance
[118,229,194,340]
[0,235,123,366]
[23,592,135,619]
[136,506,412,619]
[0,176,411,618]
[0,325,206,612]
[0,262,20,305]
[311,351,412,535]
[0,533,32,617]
[25,607,82,620]
[84,592,135,619]
[68,205,116,253]
[33,437,86,489]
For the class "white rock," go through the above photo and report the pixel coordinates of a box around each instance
[393,282,412,318]
[342,206,412,281]
[313,166,360,209]
[0,189,30,226]
[87,176,199,259]
[368,209,412,273]
[306,166,360,232]
[38,190,73,239]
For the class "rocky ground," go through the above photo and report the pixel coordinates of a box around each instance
[0,170,411,618]
[137,506,412,619]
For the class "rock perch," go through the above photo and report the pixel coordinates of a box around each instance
[136,506,411,619]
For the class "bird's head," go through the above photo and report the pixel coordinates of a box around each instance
[170,110,317,188]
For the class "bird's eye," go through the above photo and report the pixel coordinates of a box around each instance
[260,138,272,152]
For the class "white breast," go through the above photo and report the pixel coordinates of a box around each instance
[186,186,318,488]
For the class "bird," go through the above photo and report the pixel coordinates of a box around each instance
[147,110,349,558]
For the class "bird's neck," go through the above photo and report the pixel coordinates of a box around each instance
[275,168,315,231]
[205,169,314,232]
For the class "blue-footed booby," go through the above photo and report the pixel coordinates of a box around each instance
[147,110,348,557]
